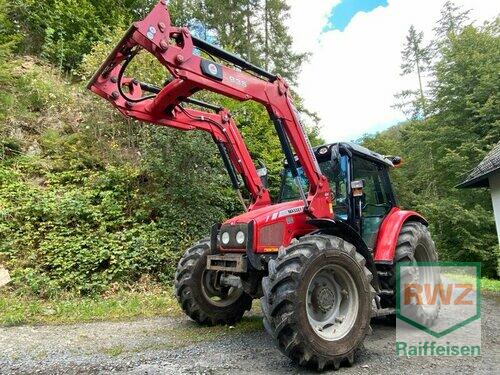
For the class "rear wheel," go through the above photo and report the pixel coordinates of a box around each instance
[379,221,440,324]
[261,235,374,370]
[174,239,252,325]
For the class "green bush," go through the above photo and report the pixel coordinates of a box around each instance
[0,57,240,297]
[5,0,136,70]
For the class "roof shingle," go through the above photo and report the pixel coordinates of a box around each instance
[457,142,500,188]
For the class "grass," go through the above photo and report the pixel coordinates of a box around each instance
[0,288,181,326]
[1,275,497,328]
[442,274,500,293]
[104,345,125,357]
[479,277,500,292]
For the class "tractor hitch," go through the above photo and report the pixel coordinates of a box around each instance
[206,253,247,273]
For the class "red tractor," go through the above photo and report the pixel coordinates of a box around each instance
[88,1,439,370]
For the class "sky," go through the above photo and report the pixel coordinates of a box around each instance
[286,0,499,142]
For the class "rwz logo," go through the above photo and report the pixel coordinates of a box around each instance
[403,283,474,306]
[396,262,481,345]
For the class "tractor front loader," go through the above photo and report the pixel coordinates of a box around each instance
[88,1,439,370]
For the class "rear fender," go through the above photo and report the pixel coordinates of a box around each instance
[307,219,380,291]
[373,207,428,263]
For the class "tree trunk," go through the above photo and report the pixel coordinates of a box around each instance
[264,0,269,69]
[413,45,427,119]
[246,2,251,61]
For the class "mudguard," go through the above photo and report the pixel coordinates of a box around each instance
[373,207,428,263]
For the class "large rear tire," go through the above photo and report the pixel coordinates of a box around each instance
[261,235,374,370]
[174,239,252,325]
[379,221,440,324]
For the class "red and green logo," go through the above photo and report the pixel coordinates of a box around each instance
[396,262,481,338]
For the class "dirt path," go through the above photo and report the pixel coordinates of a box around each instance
[1,294,498,374]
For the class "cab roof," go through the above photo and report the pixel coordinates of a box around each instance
[285,142,394,168]
[319,142,394,167]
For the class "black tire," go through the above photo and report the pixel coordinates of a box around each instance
[380,221,440,324]
[261,235,374,371]
[174,239,252,325]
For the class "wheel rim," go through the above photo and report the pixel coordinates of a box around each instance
[414,243,440,314]
[306,264,359,341]
[201,270,243,307]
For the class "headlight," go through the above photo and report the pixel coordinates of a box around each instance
[221,231,230,245]
[236,230,245,245]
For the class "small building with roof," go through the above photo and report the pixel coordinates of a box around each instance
[457,142,500,244]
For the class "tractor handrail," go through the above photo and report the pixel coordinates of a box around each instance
[87,0,332,218]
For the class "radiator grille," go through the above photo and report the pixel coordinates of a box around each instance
[258,222,285,246]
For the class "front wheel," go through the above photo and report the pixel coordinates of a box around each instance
[261,235,374,370]
[174,239,252,325]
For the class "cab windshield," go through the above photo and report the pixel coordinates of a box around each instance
[279,156,349,218]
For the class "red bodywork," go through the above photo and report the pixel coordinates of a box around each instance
[223,200,316,253]
[373,207,427,262]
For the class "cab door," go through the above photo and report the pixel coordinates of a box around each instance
[351,155,395,250]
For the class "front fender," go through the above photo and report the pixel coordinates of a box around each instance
[373,207,428,263]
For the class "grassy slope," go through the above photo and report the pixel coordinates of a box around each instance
[0,56,235,298]
[0,289,181,326]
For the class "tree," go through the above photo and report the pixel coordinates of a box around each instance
[394,25,432,119]
[261,0,307,84]
[434,1,471,41]
[430,20,499,144]
[374,17,500,278]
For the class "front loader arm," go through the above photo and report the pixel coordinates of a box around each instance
[88,0,332,219]
[95,75,271,209]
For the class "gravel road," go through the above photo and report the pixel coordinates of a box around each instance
[1,294,498,374]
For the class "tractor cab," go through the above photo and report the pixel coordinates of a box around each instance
[279,142,399,250]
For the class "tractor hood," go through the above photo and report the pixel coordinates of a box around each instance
[223,200,306,226]
[220,199,315,254]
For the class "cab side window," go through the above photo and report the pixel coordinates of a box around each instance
[327,156,349,219]
[352,156,392,249]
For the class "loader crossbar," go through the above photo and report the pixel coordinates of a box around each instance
[191,35,277,81]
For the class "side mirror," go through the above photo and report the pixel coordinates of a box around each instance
[257,165,268,188]
[352,179,365,218]
[351,179,364,197]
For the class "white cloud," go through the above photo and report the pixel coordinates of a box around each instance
[287,0,499,142]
